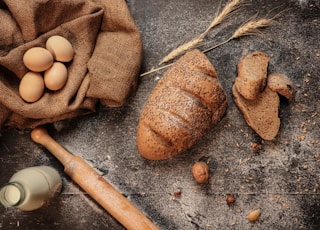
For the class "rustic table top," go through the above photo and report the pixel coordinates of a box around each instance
[1,0,319,229]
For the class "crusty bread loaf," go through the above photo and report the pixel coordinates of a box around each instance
[234,51,270,100]
[137,49,227,160]
[232,83,280,141]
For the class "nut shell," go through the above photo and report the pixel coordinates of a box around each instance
[192,162,209,183]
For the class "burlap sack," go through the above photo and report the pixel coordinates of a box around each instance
[0,0,143,130]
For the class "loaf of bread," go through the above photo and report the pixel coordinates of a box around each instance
[234,51,269,100]
[136,49,227,160]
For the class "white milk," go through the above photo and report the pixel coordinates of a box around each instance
[0,166,62,211]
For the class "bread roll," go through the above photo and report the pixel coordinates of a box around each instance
[136,49,227,160]
[234,51,269,100]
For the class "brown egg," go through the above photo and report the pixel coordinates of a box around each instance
[19,72,45,102]
[44,62,68,91]
[46,36,74,62]
[23,47,53,72]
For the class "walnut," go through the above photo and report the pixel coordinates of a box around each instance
[192,162,209,183]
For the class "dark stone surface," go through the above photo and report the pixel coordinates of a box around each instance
[1,0,319,229]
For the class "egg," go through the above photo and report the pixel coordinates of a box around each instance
[44,62,68,91]
[46,36,74,62]
[19,72,45,103]
[23,47,53,72]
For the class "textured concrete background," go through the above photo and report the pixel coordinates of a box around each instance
[1,0,319,229]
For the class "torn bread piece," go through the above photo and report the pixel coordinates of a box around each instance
[267,73,294,99]
[232,84,280,140]
[234,51,270,100]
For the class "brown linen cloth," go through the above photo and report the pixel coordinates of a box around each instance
[0,0,143,130]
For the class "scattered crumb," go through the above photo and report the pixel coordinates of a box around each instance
[239,158,251,165]
[250,142,262,152]
[298,135,305,141]
[173,189,181,198]
[247,209,261,222]
[226,194,236,206]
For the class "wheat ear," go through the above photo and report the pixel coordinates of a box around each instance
[159,0,243,65]
[158,37,205,65]
[202,0,242,36]
[140,16,275,77]
[203,17,274,53]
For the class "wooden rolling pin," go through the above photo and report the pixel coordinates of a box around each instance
[31,126,159,230]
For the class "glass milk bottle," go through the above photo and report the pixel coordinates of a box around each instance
[0,166,62,211]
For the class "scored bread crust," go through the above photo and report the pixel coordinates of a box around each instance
[235,51,270,100]
[136,49,227,160]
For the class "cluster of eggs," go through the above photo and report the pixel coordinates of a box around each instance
[19,36,74,102]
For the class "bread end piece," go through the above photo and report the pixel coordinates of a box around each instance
[235,51,270,100]
[232,85,280,140]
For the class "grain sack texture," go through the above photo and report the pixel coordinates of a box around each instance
[137,49,227,160]
[0,0,142,130]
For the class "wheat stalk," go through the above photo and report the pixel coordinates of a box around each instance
[233,18,273,38]
[202,0,242,36]
[139,63,174,77]
[159,0,243,65]
[203,16,274,53]
[140,16,275,77]
[158,37,205,65]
